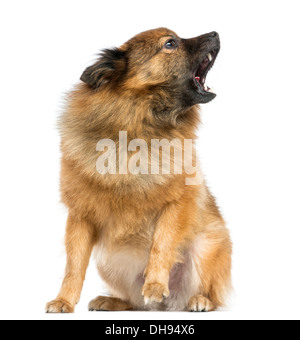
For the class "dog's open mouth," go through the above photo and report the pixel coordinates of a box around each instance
[194,48,219,94]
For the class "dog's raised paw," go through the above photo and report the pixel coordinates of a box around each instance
[142,282,170,305]
[46,299,74,314]
[188,295,215,312]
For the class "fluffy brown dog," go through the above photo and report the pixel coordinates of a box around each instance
[46,28,232,313]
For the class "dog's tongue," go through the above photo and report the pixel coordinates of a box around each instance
[195,76,211,92]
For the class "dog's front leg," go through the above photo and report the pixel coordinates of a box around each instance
[46,214,96,313]
[142,201,189,305]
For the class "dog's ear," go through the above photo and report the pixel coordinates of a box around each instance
[80,48,127,89]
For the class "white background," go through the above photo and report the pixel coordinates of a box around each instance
[0,0,299,321]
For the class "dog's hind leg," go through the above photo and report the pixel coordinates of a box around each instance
[188,224,232,312]
[88,296,133,311]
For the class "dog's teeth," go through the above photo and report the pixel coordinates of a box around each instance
[207,53,213,62]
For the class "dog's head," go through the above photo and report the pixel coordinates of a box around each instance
[81,28,220,107]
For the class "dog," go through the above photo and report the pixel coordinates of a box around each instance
[46,28,232,313]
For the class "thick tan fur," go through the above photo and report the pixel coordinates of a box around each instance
[46,28,232,313]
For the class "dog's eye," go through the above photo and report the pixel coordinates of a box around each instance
[164,39,178,49]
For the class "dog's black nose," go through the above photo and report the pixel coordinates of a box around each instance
[209,31,219,38]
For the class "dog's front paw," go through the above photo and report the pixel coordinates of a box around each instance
[46,299,74,314]
[142,282,170,305]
